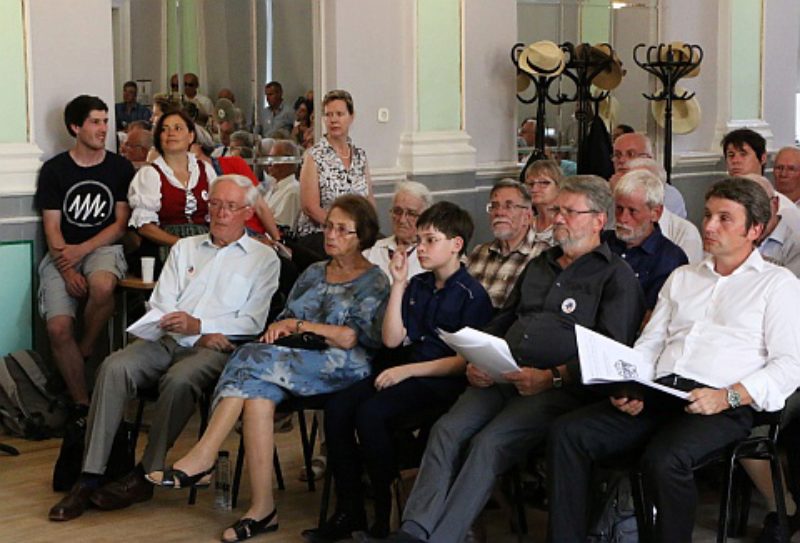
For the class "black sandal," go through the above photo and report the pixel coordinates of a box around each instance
[148,465,215,489]
[221,508,279,542]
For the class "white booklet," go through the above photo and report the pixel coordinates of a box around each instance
[575,324,689,400]
[437,327,521,383]
[126,308,166,341]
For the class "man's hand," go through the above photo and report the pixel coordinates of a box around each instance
[196,334,235,352]
[466,363,494,388]
[374,366,413,390]
[54,244,88,272]
[62,267,88,299]
[389,250,408,284]
[159,311,201,335]
[503,367,550,396]
[685,387,729,415]
[611,396,644,416]
[262,319,297,343]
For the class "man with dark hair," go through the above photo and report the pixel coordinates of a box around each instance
[170,72,213,118]
[36,95,135,417]
[547,177,800,543]
[114,81,151,132]
[263,81,295,135]
[722,129,800,232]
[359,176,646,543]
[467,179,549,309]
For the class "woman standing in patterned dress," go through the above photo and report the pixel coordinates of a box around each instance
[148,195,390,543]
[292,90,376,270]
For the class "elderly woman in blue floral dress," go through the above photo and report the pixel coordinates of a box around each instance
[148,194,389,543]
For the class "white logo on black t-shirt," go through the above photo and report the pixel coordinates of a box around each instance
[63,180,114,227]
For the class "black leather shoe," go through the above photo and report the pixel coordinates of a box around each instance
[756,511,800,543]
[302,510,368,542]
[49,481,95,521]
[90,469,154,510]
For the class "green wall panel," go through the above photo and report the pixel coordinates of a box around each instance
[0,241,34,353]
[0,0,29,143]
[418,0,462,132]
[730,0,762,120]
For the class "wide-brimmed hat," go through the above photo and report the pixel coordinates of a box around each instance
[588,43,624,91]
[658,41,701,78]
[651,86,701,134]
[213,98,237,125]
[516,73,530,93]
[518,41,566,79]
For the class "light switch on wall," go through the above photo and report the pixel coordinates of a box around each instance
[377,108,390,123]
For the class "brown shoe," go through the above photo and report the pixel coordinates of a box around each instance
[90,469,154,511]
[49,482,95,521]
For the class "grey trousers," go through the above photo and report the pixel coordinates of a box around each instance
[83,336,229,474]
[401,384,586,543]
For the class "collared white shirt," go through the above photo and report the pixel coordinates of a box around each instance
[760,217,800,277]
[658,209,704,264]
[777,192,800,233]
[149,233,281,347]
[635,249,800,411]
[263,173,301,230]
[363,235,423,285]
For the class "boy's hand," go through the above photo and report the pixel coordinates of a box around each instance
[389,250,408,283]
[374,366,413,390]
[466,363,494,388]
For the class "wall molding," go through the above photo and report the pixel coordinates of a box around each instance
[397,130,477,175]
[0,142,43,196]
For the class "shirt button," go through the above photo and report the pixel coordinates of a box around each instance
[523,334,529,339]
[421,335,426,341]
[556,282,561,287]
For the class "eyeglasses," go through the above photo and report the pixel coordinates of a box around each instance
[486,202,530,213]
[208,200,249,213]
[525,179,554,188]
[183,81,197,88]
[390,207,421,220]
[774,165,799,173]
[548,206,600,219]
[323,223,357,236]
[611,151,651,161]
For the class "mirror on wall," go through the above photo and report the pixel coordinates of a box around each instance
[516,0,659,164]
[112,0,314,141]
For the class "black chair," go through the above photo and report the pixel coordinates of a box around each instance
[131,385,212,505]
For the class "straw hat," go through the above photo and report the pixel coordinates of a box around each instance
[651,86,701,134]
[213,98,237,124]
[590,43,624,91]
[518,41,566,78]
[516,73,531,93]
[658,41,701,78]
[598,95,620,129]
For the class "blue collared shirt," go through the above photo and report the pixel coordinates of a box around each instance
[402,264,493,363]
[603,223,688,309]
[115,102,152,131]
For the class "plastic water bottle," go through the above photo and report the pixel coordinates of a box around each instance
[214,450,232,511]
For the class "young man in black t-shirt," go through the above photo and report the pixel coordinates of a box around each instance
[35,95,135,414]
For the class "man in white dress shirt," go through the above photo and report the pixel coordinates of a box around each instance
[262,140,302,233]
[547,177,800,542]
[773,147,800,206]
[49,175,281,522]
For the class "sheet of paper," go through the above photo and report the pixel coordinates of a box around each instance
[575,325,654,383]
[438,327,520,382]
[126,307,166,341]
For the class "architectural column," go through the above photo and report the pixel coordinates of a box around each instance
[397,0,477,174]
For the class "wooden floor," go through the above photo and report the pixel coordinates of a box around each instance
[0,407,790,543]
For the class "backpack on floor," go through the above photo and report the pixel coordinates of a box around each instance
[587,468,640,543]
[0,350,68,439]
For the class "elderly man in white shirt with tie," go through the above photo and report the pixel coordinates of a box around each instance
[547,177,800,543]
[49,174,281,522]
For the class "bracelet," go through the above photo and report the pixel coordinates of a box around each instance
[296,320,304,333]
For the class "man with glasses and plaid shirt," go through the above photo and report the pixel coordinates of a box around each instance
[466,179,552,309]
[359,176,645,543]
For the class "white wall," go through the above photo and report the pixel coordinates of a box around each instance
[29,0,116,159]
[763,0,800,148]
[130,0,163,94]
[465,0,517,167]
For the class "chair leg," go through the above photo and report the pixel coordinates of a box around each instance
[297,409,317,491]
[274,444,284,491]
[188,392,212,506]
[718,454,740,543]
[318,465,333,528]
[631,471,652,543]
[509,467,528,536]
[232,434,245,509]
[768,444,790,543]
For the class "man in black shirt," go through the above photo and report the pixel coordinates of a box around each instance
[35,95,135,413]
[358,176,646,543]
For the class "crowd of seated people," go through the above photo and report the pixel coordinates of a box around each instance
[35,87,800,543]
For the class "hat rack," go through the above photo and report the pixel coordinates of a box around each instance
[513,41,621,168]
[633,42,703,183]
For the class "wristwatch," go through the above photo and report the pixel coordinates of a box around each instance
[550,367,563,389]
[726,387,742,409]
[296,320,304,334]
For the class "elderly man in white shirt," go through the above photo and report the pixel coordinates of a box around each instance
[49,175,281,522]
[363,181,431,284]
[547,177,800,543]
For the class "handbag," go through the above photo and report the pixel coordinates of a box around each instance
[274,332,329,351]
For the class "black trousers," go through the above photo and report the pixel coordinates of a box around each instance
[547,398,754,543]
[324,375,456,518]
